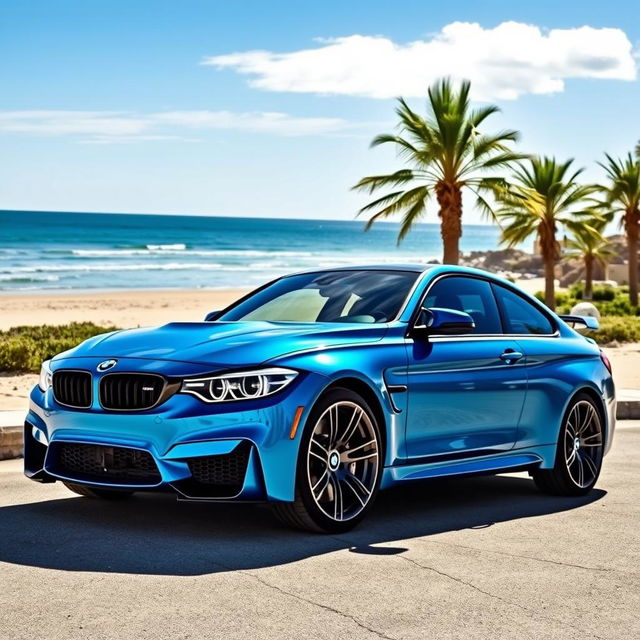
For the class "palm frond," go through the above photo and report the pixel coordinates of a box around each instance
[352,77,522,255]
[469,130,521,160]
[360,185,431,232]
[355,190,409,215]
[467,185,500,223]
[598,152,640,213]
[397,188,429,243]
[352,169,416,194]
[469,104,501,128]
[495,156,599,255]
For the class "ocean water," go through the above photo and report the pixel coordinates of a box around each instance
[0,210,503,292]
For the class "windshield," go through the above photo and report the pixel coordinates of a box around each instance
[217,270,419,324]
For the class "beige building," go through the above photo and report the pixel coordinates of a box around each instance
[609,263,632,285]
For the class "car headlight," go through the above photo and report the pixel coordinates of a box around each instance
[180,367,298,403]
[38,359,53,391]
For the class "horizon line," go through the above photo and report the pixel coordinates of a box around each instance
[0,208,496,227]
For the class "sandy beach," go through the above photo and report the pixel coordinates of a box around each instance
[0,288,249,411]
[0,288,250,331]
[0,285,637,411]
[0,279,548,332]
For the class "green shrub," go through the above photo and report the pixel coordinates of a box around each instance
[591,316,640,345]
[568,283,582,299]
[554,291,572,307]
[535,286,638,318]
[592,287,616,302]
[0,322,118,373]
[597,298,638,316]
[569,283,617,302]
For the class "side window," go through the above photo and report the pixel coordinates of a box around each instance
[424,276,502,334]
[492,284,554,335]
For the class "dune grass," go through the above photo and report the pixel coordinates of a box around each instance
[0,322,118,373]
[590,316,640,345]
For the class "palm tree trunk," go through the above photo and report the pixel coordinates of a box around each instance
[629,227,638,307]
[436,182,462,265]
[544,257,555,310]
[540,222,557,310]
[584,255,594,301]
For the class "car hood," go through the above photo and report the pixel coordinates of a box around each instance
[56,321,389,368]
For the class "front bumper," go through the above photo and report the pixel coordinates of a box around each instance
[24,368,331,502]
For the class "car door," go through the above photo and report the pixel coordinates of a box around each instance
[404,275,528,460]
[490,282,565,450]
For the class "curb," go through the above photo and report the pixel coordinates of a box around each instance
[0,410,25,460]
[615,401,640,420]
[0,425,23,461]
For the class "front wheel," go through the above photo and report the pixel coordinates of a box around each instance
[532,393,604,496]
[63,482,135,500]
[272,388,383,533]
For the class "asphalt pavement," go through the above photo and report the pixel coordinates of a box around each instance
[1,424,639,640]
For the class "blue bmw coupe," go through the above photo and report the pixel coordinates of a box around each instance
[25,265,615,532]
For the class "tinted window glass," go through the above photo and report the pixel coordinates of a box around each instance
[218,270,419,323]
[424,276,501,334]
[492,284,554,335]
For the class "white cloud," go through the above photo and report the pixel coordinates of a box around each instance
[203,21,637,100]
[79,134,191,145]
[150,110,349,135]
[0,109,354,142]
[0,111,149,136]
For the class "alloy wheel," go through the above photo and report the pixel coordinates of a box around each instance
[306,401,380,522]
[564,400,603,489]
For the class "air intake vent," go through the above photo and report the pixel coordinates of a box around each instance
[52,370,92,408]
[188,444,251,486]
[51,442,161,485]
[99,373,167,411]
[174,442,252,498]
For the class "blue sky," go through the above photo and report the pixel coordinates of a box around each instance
[1,0,638,223]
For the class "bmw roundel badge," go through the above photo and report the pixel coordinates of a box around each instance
[97,359,118,372]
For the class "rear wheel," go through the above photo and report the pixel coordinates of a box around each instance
[532,393,604,496]
[63,482,135,500]
[272,388,382,533]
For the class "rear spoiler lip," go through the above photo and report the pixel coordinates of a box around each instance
[558,314,599,331]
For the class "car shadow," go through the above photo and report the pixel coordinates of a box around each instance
[0,474,605,575]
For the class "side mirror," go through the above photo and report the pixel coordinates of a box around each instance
[411,307,475,337]
[204,310,220,322]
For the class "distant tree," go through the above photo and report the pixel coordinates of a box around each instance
[353,78,525,264]
[598,153,640,306]
[564,216,614,300]
[496,157,599,309]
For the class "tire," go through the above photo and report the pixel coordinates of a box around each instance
[63,481,135,500]
[272,388,383,533]
[532,392,604,496]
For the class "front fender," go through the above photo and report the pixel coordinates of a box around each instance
[267,337,408,465]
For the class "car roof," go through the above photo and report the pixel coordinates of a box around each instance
[288,264,437,275]
[285,264,538,302]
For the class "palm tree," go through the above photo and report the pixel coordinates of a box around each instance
[352,78,524,264]
[496,157,600,309]
[563,217,614,300]
[599,153,640,306]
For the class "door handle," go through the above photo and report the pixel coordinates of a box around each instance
[500,350,523,363]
